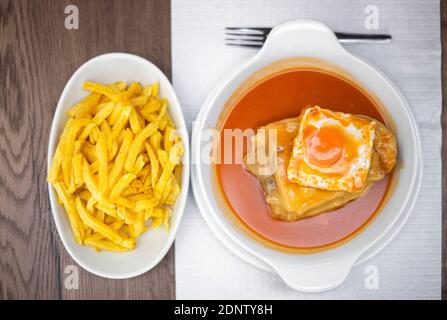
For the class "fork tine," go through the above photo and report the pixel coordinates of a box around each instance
[225,37,264,43]
[225,28,264,35]
[225,27,272,34]
[225,27,267,48]
[225,38,264,48]
[225,34,265,40]
[226,42,263,49]
[225,31,267,37]
[225,32,266,39]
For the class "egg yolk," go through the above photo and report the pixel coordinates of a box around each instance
[304,125,344,167]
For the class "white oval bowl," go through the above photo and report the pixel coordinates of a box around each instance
[47,53,190,279]
[192,20,423,292]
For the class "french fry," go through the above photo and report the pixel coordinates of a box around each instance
[130,95,149,107]
[78,122,97,143]
[128,192,152,202]
[128,211,147,238]
[48,140,64,183]
[86,219,125,243]
[104,215,114,224]
[145,142,159,189]
[81,142,98,163]
[111,104,132,139]
[149,130,161,151]
[150,207,165,219]
[165,177,180,205]
[95,203,117,218]
[113,81,127,92]
[84,237,130,252]
[109,173,136,199]
[82,157,114,209]
[151,82,159,97]
[160,175,174,204]
[132,154,146,175]
[144,207,154,220]
[96,210,105,223]
[79,190,92,201]
[76,197,135,249]
[155,141,184,197]
[174,164,182,184]
[105,81,124,95]
[116,206,137,224]
[169,140,184,165]
[121,186,139,197]
[157,98,168,121]
[118,82,142,101]
[151,217,163,228]
[124,121,158,172]
[89,160,99,174]
[48,118,77,183]
[146,99,162,113]
[164,126,175,154]
[87,194,97,212]
[142,85,152,97]
[130,178,144,190]
[108,129,133,190]
[113,196,135,210]
[96,131,108,195]
[61,118,90,187]
[72,153,84,186]
[88,125,100,144]
[108,102,124,125]
[129,107,143,134]
[163,207,172,230]
[53,182,84,244]
[92,102,115,125]
[100,121,113,152]
[67,92,101,117]
[67,164,77,194]
[137,165,150,182]
[48,80,182,252]
[157,149,169,170]
[85,226,93,238]
[83,81,118,101]
[109,139,119,160]
[135,198,158,212]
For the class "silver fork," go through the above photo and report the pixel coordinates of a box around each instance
[225,27,392,48]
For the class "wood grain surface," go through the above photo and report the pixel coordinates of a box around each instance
[0,0,174,299]
[0,0,446,300]
[441,0,446,301]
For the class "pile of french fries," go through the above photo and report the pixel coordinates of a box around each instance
[48,81,183,252]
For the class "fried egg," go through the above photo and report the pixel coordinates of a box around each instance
[287,106,376,192]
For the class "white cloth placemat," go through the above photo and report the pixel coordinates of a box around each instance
[172,0,442,299]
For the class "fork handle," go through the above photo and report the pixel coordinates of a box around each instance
[264,27,392,43]
[334,32,392,43]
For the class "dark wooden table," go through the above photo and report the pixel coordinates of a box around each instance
[0,0,445,300]
[441,0,446,301]
[0,0,174,299]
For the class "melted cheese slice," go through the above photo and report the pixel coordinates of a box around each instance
[244,114,396,222]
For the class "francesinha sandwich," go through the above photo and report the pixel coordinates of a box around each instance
[244,105,397,222]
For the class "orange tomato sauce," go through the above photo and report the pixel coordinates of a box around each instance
[215,68,391,250]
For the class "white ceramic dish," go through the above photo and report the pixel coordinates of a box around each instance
[192,20,423,292]
[192,158,419,273]
[47,53,190,279]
